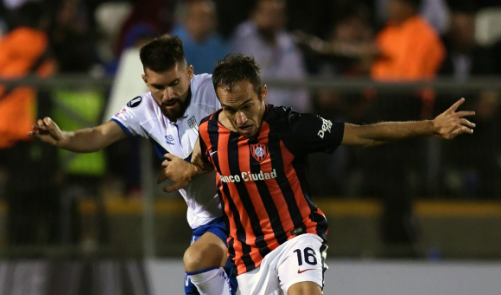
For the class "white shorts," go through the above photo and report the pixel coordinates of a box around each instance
[236,233,328,295]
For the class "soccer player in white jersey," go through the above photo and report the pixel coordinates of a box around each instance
[30,35,237,295]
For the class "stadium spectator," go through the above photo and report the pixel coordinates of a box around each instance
[294,3,374,78]
[48,0,98,73]
[0,2,59,245]
[105,22,159,76]
[369,0,445,255]
[371,0,445,81]
[0,0,53,155]
[229,0,310,112]
[376,0,450,34]
[298,0,445,253]
[115,0,175,58]
[46,0,111,245]
[437,9,500,199]
[171,0,229,75]
[293,0,445,82]
[439,9,494,78]
[293,3,375,196]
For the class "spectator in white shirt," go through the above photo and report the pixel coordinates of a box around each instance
[229,0,310,111]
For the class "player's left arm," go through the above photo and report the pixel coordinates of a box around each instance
[157,138,213,192]
[342,98,475,147]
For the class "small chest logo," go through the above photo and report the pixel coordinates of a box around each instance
[187,116,198,131]
[250,143,269,162]
[165,135,175,145]
[186,116,199,136]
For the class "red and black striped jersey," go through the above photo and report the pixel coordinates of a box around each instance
[198,105,345,275]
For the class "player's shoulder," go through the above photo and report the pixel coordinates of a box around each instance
[198,109,221,134]
[199,110,218,126]
[265,104,301,125]
[112,92,156,132]
[124,92,154,109]
[190,73,214,95]
[122,92,156,114]
[265,104,339,134]
[189,73,220,112]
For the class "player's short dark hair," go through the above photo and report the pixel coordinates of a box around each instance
[212,54,263,98]
[139,34,186,73]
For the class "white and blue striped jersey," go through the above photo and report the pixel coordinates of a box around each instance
[111,74,222,229]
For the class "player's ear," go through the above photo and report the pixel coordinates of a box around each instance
[187,65,194,79]
[260,84,267,102]
[141,74,147,84]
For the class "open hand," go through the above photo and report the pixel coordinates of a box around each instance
[433,98,475,139]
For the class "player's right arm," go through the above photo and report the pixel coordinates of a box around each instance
[30,117,127,153]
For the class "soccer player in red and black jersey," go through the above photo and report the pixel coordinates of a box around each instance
[159,54,475,295]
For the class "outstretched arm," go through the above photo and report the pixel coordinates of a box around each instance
[341,98,475,147]
[29,117,127,152]
[157,138,213,192]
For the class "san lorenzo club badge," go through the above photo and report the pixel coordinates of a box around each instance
[250,143,269,162]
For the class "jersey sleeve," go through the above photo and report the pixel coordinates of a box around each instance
[280,109,345,155]
[193,74,221,113]
[110,96,147,137]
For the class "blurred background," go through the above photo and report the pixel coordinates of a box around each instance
[0,0,501,294]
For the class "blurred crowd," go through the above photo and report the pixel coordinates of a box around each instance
[1,0,500,78]
[0,0,501,247]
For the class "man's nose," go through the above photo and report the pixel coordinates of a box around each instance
[163,87,175,100]
[236,111,248,125]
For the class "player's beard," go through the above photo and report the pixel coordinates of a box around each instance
[161,93,191,121]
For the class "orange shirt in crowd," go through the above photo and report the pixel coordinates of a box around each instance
[0,27,54,148]
[371,16,445,81]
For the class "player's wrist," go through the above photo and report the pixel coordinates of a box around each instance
[55,131,72,148]
[428,119,440,136]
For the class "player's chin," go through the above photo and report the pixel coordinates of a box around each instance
[162,108,181,120]
[239,128,256,138]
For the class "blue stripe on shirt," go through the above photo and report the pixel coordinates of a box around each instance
[110,118,133,137]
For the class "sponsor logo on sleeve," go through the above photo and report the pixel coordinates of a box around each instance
[115,108,127,117]
[317,117,333,139]
[127,96,142,108]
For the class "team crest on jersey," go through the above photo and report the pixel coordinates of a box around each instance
[187,116,198,130]
[250,143,269,162]
[127,96,142,108]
